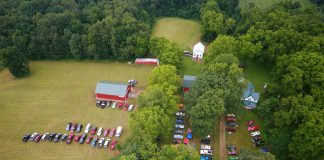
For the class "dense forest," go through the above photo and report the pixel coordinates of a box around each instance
[1,0,323,159]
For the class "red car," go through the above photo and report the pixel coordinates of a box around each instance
[226,117,236,122]
[118,102,124,109]
[248,125,259,131]
[246,120,255,126]
[70,123,77,132]
[109,128,116,137]
[66,133,74,144]
[103,129,110,137]
[226,127,236,132]
[123,103,129,111]
[110,140,118,150]
[74,134,81,142]
[90,126,97,135]
[85,136,93,144]
[35,135,42,142]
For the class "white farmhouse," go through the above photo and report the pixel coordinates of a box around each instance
[192,42,205,60]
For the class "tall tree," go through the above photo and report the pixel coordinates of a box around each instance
[1,46,29,77]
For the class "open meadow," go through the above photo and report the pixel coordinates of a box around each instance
[0,61,153,160]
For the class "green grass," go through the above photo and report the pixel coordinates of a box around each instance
[0,61,153,160]
[243,60,272,93]
[239,0,313,9]
[183,57,202,76]
[152,17,202,50]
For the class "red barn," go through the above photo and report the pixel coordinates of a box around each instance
[95,81,131,102]
[135,58,159,65]
[183,75,197,93]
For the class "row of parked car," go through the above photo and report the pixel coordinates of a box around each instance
[22,132,119,150]
[246,120,265,147]
[200,135,213,160]
[96,101,134,111]
[173,107,186,144]
[66,123,123,137]
[225,114,238,132]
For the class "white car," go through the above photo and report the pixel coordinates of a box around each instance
[250,131,261,137]
[115,126,123,137]
[201,145,211,150]
[98,137,105,148]
[128,105,134,111]
[200,149,213,155]
[84,123,91,134]
[112,102,117,109]
[104,138,111,148]
[97,127,103,136]
[173,134,183,139]
[175,124,184,129]
[41,133,49,141]
[30,132,38,141]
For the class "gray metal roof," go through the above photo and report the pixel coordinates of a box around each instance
[95,81,128,97]
[183,75,197,88]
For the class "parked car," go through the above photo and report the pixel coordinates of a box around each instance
[226,145,236,150]
[226,114,236,118]
[173,139,181,144]
[91,137,98,148]
[118,102,124,109]
[66,123,72,131]
[109,128,116,137]
[77,124,83,133]
[176,119,184,124]
[79,134,87,144]
[29,132,38,141]
[53,133,62,142]
[41,133,49,141]
[98,138,105,148]
[90,126,97,135]
[110,140,118,150]
[85,136,93,144]
[74,134,81,142]
[66,133,74,144]
[228,149,237,155]
[225,122,237,127]
[61,134,68,141]
[70,123,77,132]
[250,131,261,137]
[128,104,134,111]
[174,129,184,134]
[96,101,101,107]
[101,101,107,109]
[97,127,103,136]
[173,134,184,139]
[103,129,110,137]
[22,134,31,142]
[104,138,111,148]
[248,125,259,131]
[252,135,262,142]
[187,128,192,134]
[184,51,192,57]
[34,134,42,142]
[48,133,55,141]
[107,101,111,108]
[254,140,265,147]
[246,120,255,126]
[175,124,185,129]
[175,112,185,117]
[226,127,236,132]
[226,117,236,122]
[123,104,129,111]
[112,102,117,108]
[85,123,91,134]
[115,126,123,137]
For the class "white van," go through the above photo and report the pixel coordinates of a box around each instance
[115,126,123,137]
[84,123,91,134]
[128,105,134,111]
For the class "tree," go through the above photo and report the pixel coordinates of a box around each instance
[153,144,200,160]
[69,33,83,60]
[1,46,29,77]
[239,148,275,160]
[148,65,180,95]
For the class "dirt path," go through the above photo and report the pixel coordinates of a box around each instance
[219,118,226,160]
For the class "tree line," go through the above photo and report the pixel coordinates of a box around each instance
[199,0,323,159]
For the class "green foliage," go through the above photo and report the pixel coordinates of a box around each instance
[153,144,200,160]
[1,46,29,77]
[148,65,180,95]
[239,148,275,160]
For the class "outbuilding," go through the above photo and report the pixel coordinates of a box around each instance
[135,58,159,65]
[183,75,197,93]
[193,42,205,60]
[95,81,131,102]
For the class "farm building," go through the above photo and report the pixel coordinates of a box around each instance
[241,82,260,109]
[183,75,197,93]
[135,58,159,65]
[95,81,131,102]
[192,42,205,60]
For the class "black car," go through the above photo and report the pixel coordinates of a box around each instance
[174,129,184,134]
[61,134,68,141]
[66,123,72,131]
[96,101,101,107]
[255,140,265,147]
[22,134,31,142]
[225,122,237,127]
[53,133,62,142]
[252,135,262,142]
[48,133,56,141]
[91,137,98,148]
[79,134,87,144]
[76,124,83,133]
[101,101,107,109]
[176,119,185,124]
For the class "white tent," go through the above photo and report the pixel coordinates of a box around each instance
[193,42,205,59]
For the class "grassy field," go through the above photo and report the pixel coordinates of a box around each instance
[152,17,202,50]
[183,57,202,76]
[0,61,153,160]
[239,0,313,8]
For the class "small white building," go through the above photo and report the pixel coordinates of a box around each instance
[193,42,205,60]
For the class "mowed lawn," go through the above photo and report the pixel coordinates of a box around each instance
[0,61,153,160]
[239,0,313,8]
[152,17,202,50]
